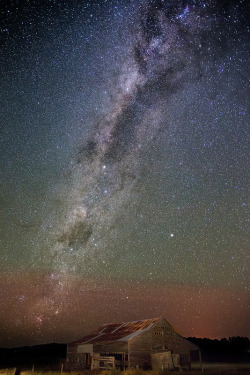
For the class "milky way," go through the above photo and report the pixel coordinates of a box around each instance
[0,0,249,346]
[51,0,247,274]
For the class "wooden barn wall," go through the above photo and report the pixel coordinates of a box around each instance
[129,331,154,369]
[66,352,87,370]
[94,341,128,354]
[129,319,197,369]
[150,319,197,361]
[67,344,78,354]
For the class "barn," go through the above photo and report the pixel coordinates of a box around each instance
[66,317,201,371]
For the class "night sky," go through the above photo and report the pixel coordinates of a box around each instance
[0,0,249,348]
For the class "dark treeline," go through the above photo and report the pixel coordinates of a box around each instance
[0,343,67,369]
[188,336,250,363]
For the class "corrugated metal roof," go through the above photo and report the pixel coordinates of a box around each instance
[71,317,161,344]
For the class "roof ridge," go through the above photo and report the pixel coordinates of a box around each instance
[103,317,162,325]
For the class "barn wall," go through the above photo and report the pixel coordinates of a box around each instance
[66,352,88,370]
[151,351,174,370]
[129,331,154,369]
[66,344,92,370]
[95,341,128,354]
[128,318,197,369]
[67,344,78,354]
[150,318,196,367]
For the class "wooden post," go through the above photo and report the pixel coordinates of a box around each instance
[199,350,203,372]
[171,351,174,370]
[128,341,130,368]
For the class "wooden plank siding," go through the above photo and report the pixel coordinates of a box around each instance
[129,331,155,369]
[128,319,197,369]
[95,341,128,354]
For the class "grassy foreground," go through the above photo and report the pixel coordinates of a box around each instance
[1,366,250,375]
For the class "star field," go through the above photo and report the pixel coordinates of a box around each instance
[0,0,249,347]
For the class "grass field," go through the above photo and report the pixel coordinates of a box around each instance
[1,365,250,375]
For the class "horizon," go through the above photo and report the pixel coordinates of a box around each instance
[1,334,250,350]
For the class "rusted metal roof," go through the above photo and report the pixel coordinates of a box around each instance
[71,317,161,344]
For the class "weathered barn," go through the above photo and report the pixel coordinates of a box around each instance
[66,317,201,370]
